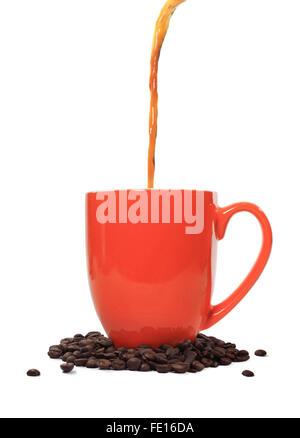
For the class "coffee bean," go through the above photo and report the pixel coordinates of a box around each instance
[155,353,168,364]
[49,345,62,351]
[201,358,213,367]
[171,363,190,373]
[177,340,192,351]
[86,359,98,368]
[160,344,172,351]
[86,331,102,338]
[111,359,126,370]
[127,357,141,371]
[27,369,40,377]
[166,347,179,358]
[140,362,151,372]
[74,358,88,367]
[184,351,197,363]
[191,361,205,372]
[155,364,171,373]
[237,350,249,357]
[99,359,111,369]
[60,363,74,373]
[48,349,62,359]
[213,347,226,358]
[99,338,113,347]
[143,351,156,361]
[62,352,73,362]
[235,354,250,362]
[255,349,267,357]
[242,370,254,377]
[219,357,232,366]
[60,338,73,344]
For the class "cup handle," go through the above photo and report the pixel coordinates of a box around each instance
[203,202,273,330]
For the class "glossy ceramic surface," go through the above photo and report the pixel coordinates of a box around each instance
[86,190,272,348]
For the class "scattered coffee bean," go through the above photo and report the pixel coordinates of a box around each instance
[48,331,251,374]
[242,370,254,377]
[27,369,40,377]
[60,363,74,373]
[255,349,267,357]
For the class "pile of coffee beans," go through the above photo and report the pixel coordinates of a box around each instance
[47,331,254,374]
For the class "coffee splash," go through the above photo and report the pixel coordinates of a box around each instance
[148,0,186,189]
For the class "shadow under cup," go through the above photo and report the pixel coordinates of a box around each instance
[86,190,272,348]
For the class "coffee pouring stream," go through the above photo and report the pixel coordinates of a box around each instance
[148,0,186,189]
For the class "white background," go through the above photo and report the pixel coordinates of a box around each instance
[0,0,299,418]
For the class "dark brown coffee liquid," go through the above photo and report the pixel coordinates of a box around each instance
[148,0,186,189]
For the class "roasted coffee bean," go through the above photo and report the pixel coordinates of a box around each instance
[171,363,190,373]
[213,347,226,358]
[99,338,113,347]
[66,355,76,363]
[224,343,236,349]
[225,352,236,360]
[60,338,73,344]
[177,340,192,351]
[60,363,74,373]
[49,345,62,352]
[98,359,111,370]
[27,369,40,377]
[48,349,62,359]
[140,362,151,372]
[155,364,171,373]
[255,349,267,357]
[184,350,197,363]
[242,370,254,377]
[237,350,249,357]
[74,358,88,367]
[160,344,172,351]
[201,358,213,367]
[219,357,232,366]
[86,331,102,338]
[62,352,73,362]
[111,359,126,370]
[191,361,205,372]
[235,354,250,362]
[127,357,142,371]
[73,350,82,358]
[155,353,168,364]
[143,351,156,361]
[86,359,98,368]
[166,347,180,358]
[66,343,80,352]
